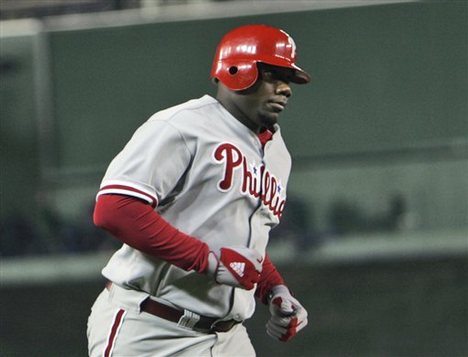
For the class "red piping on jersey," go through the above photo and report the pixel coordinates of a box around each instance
[252,129,286,301]
[104,309,126,357]
[98,184,158,208]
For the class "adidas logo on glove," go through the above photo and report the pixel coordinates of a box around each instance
[229,262,246,277]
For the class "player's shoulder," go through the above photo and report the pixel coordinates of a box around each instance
[147,95,218,126]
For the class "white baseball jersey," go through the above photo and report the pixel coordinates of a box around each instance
[98,94,291,321]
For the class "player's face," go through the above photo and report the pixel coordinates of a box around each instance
[231,64,293,132]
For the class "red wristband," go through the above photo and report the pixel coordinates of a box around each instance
[255,254,285,304]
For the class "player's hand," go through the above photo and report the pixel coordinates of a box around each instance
[206,246,263,290]
[266,285,308,342]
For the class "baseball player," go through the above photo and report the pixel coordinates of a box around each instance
[87,24,310,356]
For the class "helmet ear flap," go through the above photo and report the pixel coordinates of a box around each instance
[216,60,259,91]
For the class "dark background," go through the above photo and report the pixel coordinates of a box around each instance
[1,1,467,356]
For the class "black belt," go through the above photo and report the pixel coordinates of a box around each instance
[105,282,239,333]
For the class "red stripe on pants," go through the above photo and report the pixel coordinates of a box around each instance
[104,309,126,357]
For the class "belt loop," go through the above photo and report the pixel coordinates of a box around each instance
[177,309,201,329]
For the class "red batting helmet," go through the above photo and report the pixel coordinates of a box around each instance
[211,24,311,91]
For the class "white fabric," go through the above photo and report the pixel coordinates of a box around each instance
[87,286,255,357]
[98,95,291,321]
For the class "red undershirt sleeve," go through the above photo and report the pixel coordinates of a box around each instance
[255,254,285,304]
[93,194,210,273]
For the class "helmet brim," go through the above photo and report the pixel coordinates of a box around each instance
[258,60,311,84]
[291,67,311,84]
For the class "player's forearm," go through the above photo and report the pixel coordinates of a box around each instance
[255,254,285,304]
[93,194,210,273]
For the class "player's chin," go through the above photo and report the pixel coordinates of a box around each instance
[260,112,280,127]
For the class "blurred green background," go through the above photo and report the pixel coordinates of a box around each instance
[1,1,467,356]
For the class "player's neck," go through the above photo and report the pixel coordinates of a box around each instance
[216,95,263,134]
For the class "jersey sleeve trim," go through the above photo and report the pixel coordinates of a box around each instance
[97,180,158,208]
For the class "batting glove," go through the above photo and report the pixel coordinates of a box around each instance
[267,285,308,342]
[207,246,263,290]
